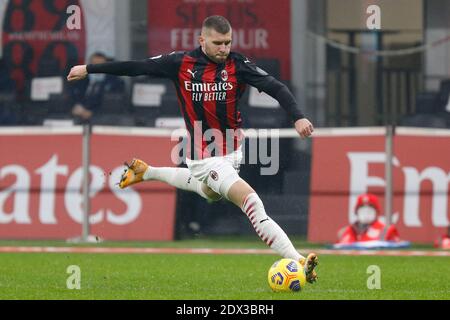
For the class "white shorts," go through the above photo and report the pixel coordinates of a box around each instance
[186,147,243,197]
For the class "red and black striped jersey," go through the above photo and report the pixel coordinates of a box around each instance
[87,47,304,159]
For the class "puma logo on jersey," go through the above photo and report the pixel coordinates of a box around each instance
[187,69,197,79]
[244,58,251,63]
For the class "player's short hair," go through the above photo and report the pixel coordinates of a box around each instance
[202,15,231,34]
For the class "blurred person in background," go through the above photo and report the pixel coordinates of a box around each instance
[0,58,15,93]
[337,193,401,244]
[0,58,18,125]
[69,52,124,122]
[434,225,450,250]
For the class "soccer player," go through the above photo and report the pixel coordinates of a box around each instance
[67,15,318,283]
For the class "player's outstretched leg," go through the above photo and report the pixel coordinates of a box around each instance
[227,180,319,283]
[241,192,319,284]
[118,158,214,200]
[239,191,303,260]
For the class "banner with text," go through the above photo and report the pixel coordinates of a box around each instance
[147,0,291,79]
[1,0,115,94]
[308,128,450,244]
[0,129,177,240]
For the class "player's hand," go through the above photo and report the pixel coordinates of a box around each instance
[294,118,314,139]
[67,65,88,82]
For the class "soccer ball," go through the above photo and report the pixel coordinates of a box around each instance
[267,258,306,292]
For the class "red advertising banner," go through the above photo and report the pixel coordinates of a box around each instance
[308,128,450,244]
[2,0,86,93]
[147,0,291,79]
[0,128,177,241]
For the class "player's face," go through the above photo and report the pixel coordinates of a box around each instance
[199,28,232,64]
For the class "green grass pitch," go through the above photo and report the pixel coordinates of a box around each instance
[0,239,449,300]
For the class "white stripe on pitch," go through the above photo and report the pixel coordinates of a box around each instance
[0,246,449,257]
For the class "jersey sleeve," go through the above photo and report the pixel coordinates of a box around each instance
[87,52,182,79]
[235,54,305,121]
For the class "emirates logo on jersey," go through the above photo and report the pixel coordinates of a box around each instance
[184,81,233,92]
[221,70,228,81]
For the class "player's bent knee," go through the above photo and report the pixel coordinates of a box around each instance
[218,173,242,200]
[226,179,256,207]
[203,165,241,201]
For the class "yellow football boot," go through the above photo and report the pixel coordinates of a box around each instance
[118,159,149,189]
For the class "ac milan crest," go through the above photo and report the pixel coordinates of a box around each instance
[209,170,219,181]
[220,69,228,81]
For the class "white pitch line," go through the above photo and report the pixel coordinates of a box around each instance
[0,246,449,257]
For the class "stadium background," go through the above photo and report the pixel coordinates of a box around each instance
[0,0,449,245]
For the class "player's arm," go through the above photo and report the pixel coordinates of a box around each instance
[67,53,179,82]
[237,57,313,138]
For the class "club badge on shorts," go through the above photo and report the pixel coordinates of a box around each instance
[209,170,219,181]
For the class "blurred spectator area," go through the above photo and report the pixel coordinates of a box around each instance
[1,55,449,129]
[0,58,18,126]
[399,78,450,128]
[131,76,180,128]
